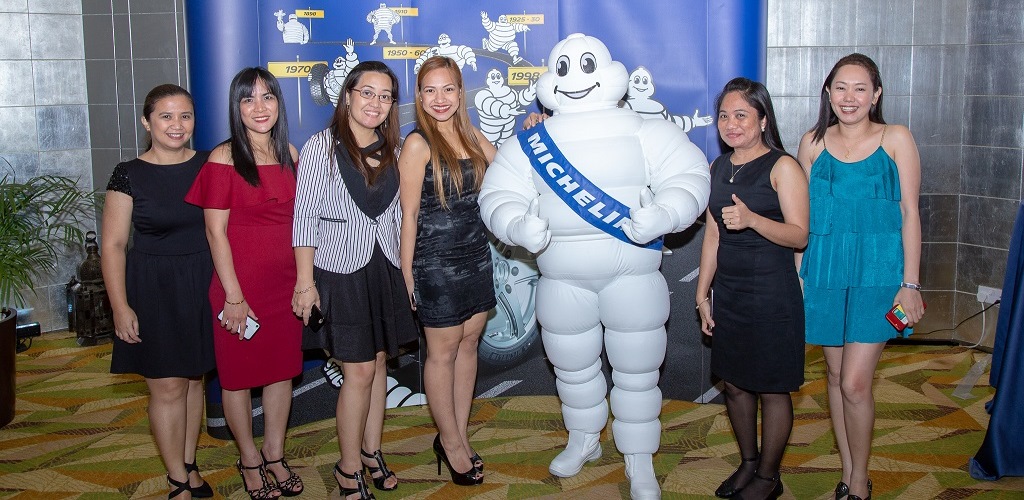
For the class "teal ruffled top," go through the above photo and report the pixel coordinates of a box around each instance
[799,146,904,288]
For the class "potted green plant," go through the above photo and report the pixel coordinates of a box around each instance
[1,168,96,427]
[0,173,96,308]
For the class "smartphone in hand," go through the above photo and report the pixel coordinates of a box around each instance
[885,304,910,332]
[886,302,927,332]
[308,304,326,332]
[218,310,260,339]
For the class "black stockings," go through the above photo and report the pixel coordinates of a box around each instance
[723,382,793,498]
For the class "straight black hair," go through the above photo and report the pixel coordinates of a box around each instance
[226,67,295,186]
[714,77,787,154]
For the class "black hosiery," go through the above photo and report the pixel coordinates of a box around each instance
[722,382,761,491]
[737,391,794,500]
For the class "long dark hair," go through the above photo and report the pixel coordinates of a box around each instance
[142,84,193,151]
[714,77,786,154]
[413,56,487,209]
[809,53,886,143]
[330,61,400,185]
[226,67,294,186]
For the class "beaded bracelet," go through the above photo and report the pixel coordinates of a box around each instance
[294,281,317,294]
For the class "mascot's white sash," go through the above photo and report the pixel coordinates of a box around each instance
[518,122,662,250]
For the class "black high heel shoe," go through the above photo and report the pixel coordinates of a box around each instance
[835,481,849,499]
[836,478,872,499]
[433,433,483,486]
[715,453,759,498]
[361,449,398,491]
[184,460,214,498]
[847,478,873,500]
[235,459,281,500]
[167,474,189,499]
[260,450,303,497]
[334,463,375,500]
[470,451,484,471]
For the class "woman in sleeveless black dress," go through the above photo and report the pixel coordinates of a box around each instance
[695,78,809,500]
[398,56,496,486]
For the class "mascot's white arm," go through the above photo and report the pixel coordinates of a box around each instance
[479,146,551,253]
[620,119,710,244]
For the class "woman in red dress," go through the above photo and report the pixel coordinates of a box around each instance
[186,67,303,500]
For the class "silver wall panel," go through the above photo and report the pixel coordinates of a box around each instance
[28,13,85,59]
[913,0,968,45]
[33,59,88,106]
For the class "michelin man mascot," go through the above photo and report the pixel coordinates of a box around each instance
[479,34,710,499]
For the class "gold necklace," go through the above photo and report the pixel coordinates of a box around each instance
[837,131,868,159]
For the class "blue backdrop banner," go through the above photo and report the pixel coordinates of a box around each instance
[186,1,766,417]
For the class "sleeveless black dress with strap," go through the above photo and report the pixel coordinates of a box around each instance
[409,130,496,328]
[707,150,805,393]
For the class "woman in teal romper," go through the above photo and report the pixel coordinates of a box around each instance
[797,53,925,500]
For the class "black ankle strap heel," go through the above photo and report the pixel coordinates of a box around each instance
[183,460,213,498]
[167,474,189,499]
[335,464,375,500]
[360,449,397,491]
[715,453,759,498]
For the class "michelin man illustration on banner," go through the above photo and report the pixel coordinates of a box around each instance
[479,33,711,499]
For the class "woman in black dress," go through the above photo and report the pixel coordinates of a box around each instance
[398,56,496,486]
[695,78,809,500]
[102,84,215,499]
[292,61,417,500]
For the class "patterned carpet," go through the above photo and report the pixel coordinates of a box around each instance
[2,332,1024,499]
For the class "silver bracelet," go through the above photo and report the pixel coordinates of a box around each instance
[899,281,922,291]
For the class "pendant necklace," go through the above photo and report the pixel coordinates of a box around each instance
[729,161,747,183]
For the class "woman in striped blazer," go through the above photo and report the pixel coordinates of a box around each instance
[292,61,418,500]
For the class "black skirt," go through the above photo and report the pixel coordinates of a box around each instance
[110,250,215,378]
[303,245,419,362]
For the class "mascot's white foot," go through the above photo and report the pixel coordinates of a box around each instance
[624,453,660,500]
[549,431,602,477]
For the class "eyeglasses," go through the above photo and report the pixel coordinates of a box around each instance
[351,88,395,104]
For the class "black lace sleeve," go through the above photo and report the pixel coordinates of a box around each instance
[106,162,131,196]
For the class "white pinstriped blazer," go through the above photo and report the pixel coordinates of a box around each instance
[293,128,402,274]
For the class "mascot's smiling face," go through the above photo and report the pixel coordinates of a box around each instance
[628,66,654,98]
[537,33,627,113]
[486,68,505,90]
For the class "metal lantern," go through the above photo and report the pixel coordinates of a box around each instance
[70,231,114,346]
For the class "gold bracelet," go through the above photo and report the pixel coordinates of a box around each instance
[294,281,317,294]
[695,297,710,309]
[224,297,245,305]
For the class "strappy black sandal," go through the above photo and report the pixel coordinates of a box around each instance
[184,460,213,498]
[236,459,281,500]
[361,449,398,491]
[261,450,303,497]
[335,463,375,500]
[167,474,189,499]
